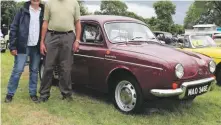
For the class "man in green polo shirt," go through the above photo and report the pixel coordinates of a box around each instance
[39,0,81,102]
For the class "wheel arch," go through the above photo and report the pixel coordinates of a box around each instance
[106,67,141,94]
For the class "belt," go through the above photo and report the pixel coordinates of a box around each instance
[48,30,73,34]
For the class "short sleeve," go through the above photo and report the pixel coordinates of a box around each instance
[43,2,50,21]
[74,0,80,23]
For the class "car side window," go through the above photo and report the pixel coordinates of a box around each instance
[156,33,164,40]
[82,23,103,44]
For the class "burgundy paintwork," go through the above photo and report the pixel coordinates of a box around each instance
[71,15,213,100]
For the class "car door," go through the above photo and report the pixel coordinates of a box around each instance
[76,21,108,91]
[71,23,90,85]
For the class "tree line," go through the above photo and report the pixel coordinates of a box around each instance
[1,0,184,35]
[184,1,221,29]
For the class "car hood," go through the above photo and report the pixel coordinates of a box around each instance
[187,47,221,59]
[112,43,206,66]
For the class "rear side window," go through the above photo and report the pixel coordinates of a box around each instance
[81,22,104,44]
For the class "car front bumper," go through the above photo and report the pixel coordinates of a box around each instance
[150,77,216,99]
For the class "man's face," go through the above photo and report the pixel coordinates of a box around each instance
[31,0,40,5]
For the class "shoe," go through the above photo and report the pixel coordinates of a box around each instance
[38,97,49,103]
[30,95,39,103]
[5,94,13,103]
[62,95,73,102]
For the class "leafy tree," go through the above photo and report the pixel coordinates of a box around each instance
[124,11,146,22]
[147,17,159,31]
[184,1,209,29]
[184,1,221,28]
[171,24,184,34]
[94,0,127,15]
[94,0,147,22]
[153,1,176,32]
[1,1,17,27]
[199,1,221,26]
[78,0,91,15]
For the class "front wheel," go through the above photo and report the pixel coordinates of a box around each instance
[216,69,221,86]
[113,76,143,114]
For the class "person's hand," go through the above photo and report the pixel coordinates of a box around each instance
[40,41,47,55]
[10,50,17,56]
[73,40,79,52]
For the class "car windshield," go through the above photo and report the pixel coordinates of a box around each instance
[104,22,157,43]
[165,33,172,38]
[190,35,217,48]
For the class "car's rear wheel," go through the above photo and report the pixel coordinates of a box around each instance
[39,60,59,86]
[113,75,143,114]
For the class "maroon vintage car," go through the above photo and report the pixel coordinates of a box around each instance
[39,15,216,113]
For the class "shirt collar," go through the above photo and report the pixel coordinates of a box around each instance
[29,5,41,11]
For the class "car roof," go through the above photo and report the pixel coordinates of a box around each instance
[185,34,210,38]
[214,33,221,36]
[80,15,145,24]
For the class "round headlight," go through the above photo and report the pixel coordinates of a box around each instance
[175,64,184,79]
[209,60,216,73]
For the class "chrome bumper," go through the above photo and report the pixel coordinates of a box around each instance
[150,77,216,99]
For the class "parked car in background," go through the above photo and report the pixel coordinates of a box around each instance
[213,33,221,46]
[40,15,216,113]
[176,34,221,85]
[0,29,7,53]
[153,31,178,45]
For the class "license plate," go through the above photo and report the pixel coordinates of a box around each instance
[186,83,211,97]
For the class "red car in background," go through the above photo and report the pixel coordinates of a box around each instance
[39,15,216,113]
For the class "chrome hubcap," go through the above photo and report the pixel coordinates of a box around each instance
[115,80,137,112]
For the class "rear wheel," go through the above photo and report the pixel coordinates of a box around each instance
[113,75,143,114]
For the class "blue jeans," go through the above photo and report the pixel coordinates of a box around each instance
[7,46,40,96]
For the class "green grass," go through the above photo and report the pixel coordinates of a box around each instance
[1,51,221,125]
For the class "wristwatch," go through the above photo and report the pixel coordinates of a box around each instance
[75,39,80,43]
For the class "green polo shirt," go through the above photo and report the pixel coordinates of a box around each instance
[44,0,80,32]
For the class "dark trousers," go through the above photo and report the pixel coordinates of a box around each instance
[39,32,75,98]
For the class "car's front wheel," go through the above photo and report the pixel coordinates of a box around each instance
[216,69,221,86]
[113,76,143,114]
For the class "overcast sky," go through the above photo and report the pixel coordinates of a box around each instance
[84,0,193,25]
[14,0,194,25]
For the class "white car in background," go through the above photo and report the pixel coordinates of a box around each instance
[213,33,221,46]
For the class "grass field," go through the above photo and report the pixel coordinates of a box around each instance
[1,51,221,125]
